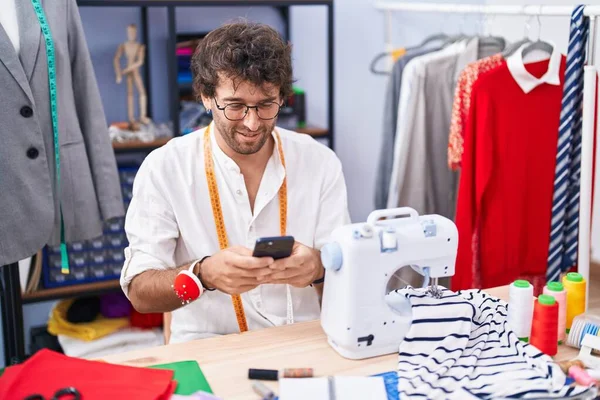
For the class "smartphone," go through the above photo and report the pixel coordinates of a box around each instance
[252,236,295,259]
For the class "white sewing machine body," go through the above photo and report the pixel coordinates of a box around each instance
[320,208,458,360]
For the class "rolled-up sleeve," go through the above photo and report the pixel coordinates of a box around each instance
[314,154,351,250]
[120,152,179,298]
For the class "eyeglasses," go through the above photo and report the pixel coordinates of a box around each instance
[213,97,282,121]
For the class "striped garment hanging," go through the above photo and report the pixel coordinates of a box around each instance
[547,4,589,282]
[390,287,595,399]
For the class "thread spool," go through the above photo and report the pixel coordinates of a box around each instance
[530,294,559,356]
[508,280,534,341]
[249,369,278,381]
[543,281,567,343]
[568,365,597,386]
[283,368,313,378]
[566,314,600,350]
[563,272,586,331]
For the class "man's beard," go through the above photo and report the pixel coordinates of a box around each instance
[215,118,276,155]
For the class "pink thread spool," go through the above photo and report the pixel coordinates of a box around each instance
[569,365,597,386]
[543,281,567,343]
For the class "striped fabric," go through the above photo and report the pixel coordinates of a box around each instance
[547,5,589,282]
[391,287,594,399]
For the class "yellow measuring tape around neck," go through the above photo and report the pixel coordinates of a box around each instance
[203,124,287,332]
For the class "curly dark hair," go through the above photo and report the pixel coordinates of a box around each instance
[191,21,294,101]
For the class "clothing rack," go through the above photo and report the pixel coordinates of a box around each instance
[374,2,600,308]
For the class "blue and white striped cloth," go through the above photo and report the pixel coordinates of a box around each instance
[391,287,596,399]
[547,4,589,282]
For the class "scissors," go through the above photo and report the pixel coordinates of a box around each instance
[24,387,81,400]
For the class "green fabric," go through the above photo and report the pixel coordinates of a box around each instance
[149,360,212,395]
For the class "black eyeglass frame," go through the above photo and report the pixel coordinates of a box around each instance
[213,97,283,121]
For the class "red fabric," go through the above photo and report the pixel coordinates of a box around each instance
[453,58,566,291]
[0,349,175,400]
[130,308,164,329]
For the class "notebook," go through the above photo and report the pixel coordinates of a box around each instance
[279,376,387,400]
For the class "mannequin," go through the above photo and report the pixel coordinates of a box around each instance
[0,0,124,364]
[113,24,151,129]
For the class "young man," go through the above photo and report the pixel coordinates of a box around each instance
[120,21,350,344]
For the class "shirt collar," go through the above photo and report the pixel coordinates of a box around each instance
[506,41,561,94]
[208,122,285,180]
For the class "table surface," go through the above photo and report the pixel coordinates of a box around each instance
[100,274,600,399]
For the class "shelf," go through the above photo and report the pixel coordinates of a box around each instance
[22,280,121,304]
[77,0,332,6]
[297,127,328,137]
[112,137,172,152]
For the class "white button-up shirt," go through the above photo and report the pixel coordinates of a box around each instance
[120,124,350,344]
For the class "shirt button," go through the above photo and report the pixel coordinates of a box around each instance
[236,189,242,196]
[26,147,39,159]
[20,106,33,118]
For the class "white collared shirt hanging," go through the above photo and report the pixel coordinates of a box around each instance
[120,124,350,343]
[506,41,562,94]
[387,287,595,399]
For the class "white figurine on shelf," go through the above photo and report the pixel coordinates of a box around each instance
[114,24,151,130]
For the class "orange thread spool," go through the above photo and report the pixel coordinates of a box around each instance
[530,294,559,356]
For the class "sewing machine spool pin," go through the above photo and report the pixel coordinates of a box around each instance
[320,207,458,359]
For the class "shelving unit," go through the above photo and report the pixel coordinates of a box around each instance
[4,0,334,367]
[22,280,121,305]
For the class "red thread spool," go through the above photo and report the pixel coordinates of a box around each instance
[530,294,559,356]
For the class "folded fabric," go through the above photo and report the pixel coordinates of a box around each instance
[58,327,163,359]
[389,287,597,399]
[66,296,100,323]
[48,298,129,341]
[100,292,132,319]
[0,349,176,400]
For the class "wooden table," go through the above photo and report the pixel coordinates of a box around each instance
[100,274,600,399]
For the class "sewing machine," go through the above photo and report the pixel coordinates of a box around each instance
[319,207,458,360]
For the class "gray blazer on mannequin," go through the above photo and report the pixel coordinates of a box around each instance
[0,0,124,266]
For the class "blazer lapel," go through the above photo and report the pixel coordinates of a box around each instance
[0,25,34,103]
[17,0,41,83]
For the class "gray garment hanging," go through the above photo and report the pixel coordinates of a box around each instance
[0,0,124,265]
[374,46,441,210]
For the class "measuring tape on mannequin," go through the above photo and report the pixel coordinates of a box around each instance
[204,124,293,332]
[31,0,70,274]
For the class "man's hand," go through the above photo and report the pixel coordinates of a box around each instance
[199,246,274,295]
[260,242,324,287]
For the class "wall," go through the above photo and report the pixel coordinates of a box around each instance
[483,0,600,262]
[334,0,483,222]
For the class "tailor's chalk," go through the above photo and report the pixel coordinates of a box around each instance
[252,381,275,400]
[249,368,279,381]
[283,368,313,378]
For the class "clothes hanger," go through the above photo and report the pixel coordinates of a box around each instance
[370,49,408,75]
[477,13,507,51]
[370,30,450,75]
[520,10,553,60]
[502,8,535,57]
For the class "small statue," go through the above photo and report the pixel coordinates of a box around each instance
[113,24,150,130]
